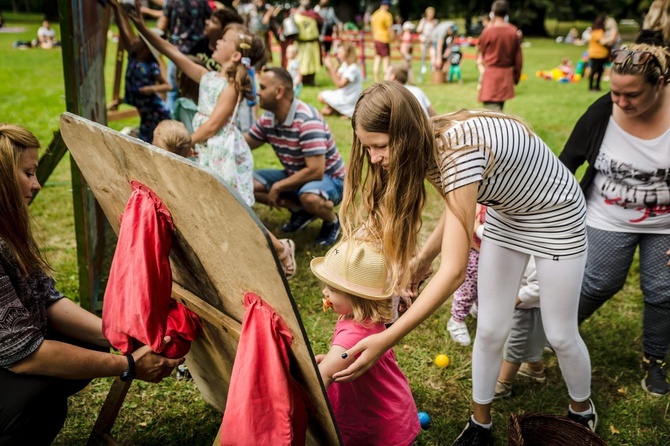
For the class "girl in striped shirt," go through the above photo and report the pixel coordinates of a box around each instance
[334,81,596,445]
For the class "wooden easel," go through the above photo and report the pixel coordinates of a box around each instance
[60,114,341,445]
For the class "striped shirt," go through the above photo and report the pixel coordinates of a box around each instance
[249,99,346,180]
[426,116,587,260]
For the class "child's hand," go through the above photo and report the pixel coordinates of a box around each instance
[127,0,144,24]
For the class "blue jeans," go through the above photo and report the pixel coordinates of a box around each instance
[166,60,178,115]
[253,169,344,206]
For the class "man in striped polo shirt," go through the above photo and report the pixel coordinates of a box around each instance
[244,67,345,247]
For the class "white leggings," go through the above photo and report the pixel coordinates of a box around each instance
[472,240,591,404]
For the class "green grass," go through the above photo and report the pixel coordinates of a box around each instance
[1,13,669,446]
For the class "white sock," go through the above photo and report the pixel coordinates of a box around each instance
[471,415,492,429]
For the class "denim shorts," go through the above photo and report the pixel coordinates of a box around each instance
[254,168,344,205]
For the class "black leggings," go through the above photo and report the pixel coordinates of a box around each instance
[588,57,608,91]
[0,333,104,445]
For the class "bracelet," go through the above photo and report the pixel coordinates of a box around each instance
[120,354,136,382]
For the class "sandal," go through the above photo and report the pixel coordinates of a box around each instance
[278,239,296,279]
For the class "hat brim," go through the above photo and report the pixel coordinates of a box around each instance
[310,257,394,301]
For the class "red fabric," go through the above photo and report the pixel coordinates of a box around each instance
[220,292,308,446]
[103,181,200,359]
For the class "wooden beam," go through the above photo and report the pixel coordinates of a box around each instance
[171,283,242,340]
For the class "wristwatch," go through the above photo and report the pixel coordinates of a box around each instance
[120,354,136,382]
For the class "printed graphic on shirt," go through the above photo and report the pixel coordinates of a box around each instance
[593,151,670,222]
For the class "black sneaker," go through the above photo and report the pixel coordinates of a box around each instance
[280,210,316,233]
[642,356,670,396]
[314,218,341,247]
[567,398,598,433]
[452,418,493,446]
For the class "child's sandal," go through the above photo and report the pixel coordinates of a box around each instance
[278,239,296,279]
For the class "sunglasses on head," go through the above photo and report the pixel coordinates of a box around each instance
[611,49,661,69]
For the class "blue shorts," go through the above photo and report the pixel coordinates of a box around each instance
[254,169,344,205]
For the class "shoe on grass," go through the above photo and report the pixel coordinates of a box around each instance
[447,316,471,346]
[567,398,598,433]
[493,380,512,399]
[452,417,493,446]
[518,362,546,383]
[642,356,670,396]
[280,210,316,233]
[314,217,340,247]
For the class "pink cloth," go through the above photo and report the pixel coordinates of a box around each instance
[327,318,420,446]
[220,293,308,446]
[103,181,201,359]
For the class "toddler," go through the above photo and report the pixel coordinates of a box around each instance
[152,119,193,158]
[493,256,547,399]
[313,240,420,446]
[400,21,415,65]
[286,43,303,97]
[447,204,486,346]
[447,44,463,83]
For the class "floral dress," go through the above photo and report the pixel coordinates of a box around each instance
[124,56,170,143]
[192,71,255,206]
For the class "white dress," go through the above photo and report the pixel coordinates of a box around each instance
[192,71,255,206]
[320,62,363,118]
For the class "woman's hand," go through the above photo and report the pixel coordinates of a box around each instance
[331,332,390,382]
[132,337,185,383]
[127,0,146,25]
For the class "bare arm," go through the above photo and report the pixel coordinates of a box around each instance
[332,182,478,381]
[318,344,355,389]
[46,298,109,348]
[427,105,437,117]
[139,69,171,95]
[190,84,238,146]
[244,133,265,150]
[128,0,208,83]
[109,0,139,52]
[326,61,350,89]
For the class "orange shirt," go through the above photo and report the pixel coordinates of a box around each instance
[588,29,610,59]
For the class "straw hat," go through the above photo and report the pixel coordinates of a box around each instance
[310,240,393,301]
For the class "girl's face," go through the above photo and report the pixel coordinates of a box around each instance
[213,28,239,65]
[610,72,663,118]
[323,286,352,315]
[18,148,41,204]
[336,46,346,61]
[205,16,223,40]
[356,126,390,170]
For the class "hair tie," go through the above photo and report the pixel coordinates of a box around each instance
[240,57,251,69]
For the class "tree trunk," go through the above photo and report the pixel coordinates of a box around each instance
[518,5,548,37]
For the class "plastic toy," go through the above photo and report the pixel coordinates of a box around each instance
[435,354,450,368]
[418,411,431,429]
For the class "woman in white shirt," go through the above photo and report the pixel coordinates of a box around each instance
[317,42,362,119]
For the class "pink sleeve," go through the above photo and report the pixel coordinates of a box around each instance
[331,319,368,350]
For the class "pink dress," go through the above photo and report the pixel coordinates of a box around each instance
[327,318,420,446]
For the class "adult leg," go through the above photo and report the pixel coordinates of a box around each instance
[0,366,89,446]
[578,227,638,323]
[373,54,381,83]
[639,233,670,359]
[536,254,591,408]
[472,241,528,419]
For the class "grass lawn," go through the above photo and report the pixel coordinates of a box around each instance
[1,12,668,445]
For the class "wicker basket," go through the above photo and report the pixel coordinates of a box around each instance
[508,413,608,446]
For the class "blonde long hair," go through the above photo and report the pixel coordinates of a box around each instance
[341,82,534,289]
[340,289,393,325]
[612,43,670,86]
[643,0,670,45]
[0,123,48,275]
[341,82,434,290]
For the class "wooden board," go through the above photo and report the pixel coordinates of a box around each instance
[60,113,340,445]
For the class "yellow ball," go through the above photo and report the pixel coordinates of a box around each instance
[435,354,450,368]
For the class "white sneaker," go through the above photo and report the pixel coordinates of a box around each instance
[447,317,471,346]
[469,303,478,319]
